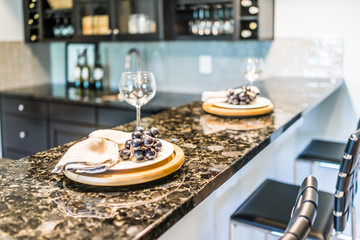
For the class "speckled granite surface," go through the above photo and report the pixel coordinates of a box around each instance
[0,77,342,239]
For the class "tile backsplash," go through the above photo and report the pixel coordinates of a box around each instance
[0,42,51,90]
[51,38,343,94]
[51,41,271,93]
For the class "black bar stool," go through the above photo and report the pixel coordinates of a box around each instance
[294,120,360,184]
[230,130,360,240]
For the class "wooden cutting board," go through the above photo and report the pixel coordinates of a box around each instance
[202,102,273,117]
[64,144,185,186]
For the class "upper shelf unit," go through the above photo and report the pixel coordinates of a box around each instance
[164,0,274,40]
[23,0,164,42]
[23,0,273,43]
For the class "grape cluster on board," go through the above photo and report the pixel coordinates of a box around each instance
[226,86,260,105]
[120,127,163,161]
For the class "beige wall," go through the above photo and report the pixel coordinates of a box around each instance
[274,0,360,116]
[0,42,51,90]
[0,1,51,90]
[0,0,23,42]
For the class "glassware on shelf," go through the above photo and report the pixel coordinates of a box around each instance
[196,7,205,36]
[223,4,234,35]
[241,57,264,85]
[53,14,61,37]
[211,5,223,36]
[119,71,156,127]
[203,6,212,35]
[128,13,156,34]
[188,5,198,35]
[61,17,74,37]
[187,3,234,36]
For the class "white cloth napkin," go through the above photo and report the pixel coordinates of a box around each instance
[201,90,227,103]
[201,86,260,104]
[52,130,131,174]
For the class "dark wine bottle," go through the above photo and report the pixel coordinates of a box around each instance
[81,49,91,89]
[74,51,83,88]
[93,50,104,90]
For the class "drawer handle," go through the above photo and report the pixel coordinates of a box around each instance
[19,131,27,139]
[18,104,25,112]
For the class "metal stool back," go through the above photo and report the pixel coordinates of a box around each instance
[333,130,360,239]
[280,176,318,240]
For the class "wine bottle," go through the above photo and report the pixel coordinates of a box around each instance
[74,51,83,88]
[81,49,91,89]
[93,50,104,90]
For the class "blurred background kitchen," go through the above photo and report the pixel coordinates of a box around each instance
[2,0,356,94]
[1,0,360,238]
[0,0,358,154]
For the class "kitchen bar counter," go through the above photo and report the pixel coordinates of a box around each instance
[0,77,343,239]
[0,84,200,112]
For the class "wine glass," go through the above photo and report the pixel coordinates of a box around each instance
[119,71,156,127]
[242,57,264,85]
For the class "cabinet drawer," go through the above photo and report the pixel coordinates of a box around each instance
[2,149,31,160]
[49,103,96,125]
[50,122,97,147]
[2,115,48,153]
[2,97,46,117]
[98,108,136,127]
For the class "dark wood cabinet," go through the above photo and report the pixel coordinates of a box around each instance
[49,121,97,147]
[0,96,156,159]
[23,0,165,43]
[166,0,274,41]
[1,97,49,158]
[23,0,273,43]
[3,116,48,153]
[49,102,96,125]
[98,107,142,127]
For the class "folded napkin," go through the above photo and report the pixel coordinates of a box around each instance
[201,90,227,103]
[52,130,131,174]
[201,86,260,104]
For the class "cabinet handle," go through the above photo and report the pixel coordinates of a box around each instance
[19,131,27,139]
[18,104,25,112]
[113,28,119,35]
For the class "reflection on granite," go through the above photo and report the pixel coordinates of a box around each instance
[0,77,343,239]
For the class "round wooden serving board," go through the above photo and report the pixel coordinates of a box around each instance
[202,102,273,117]
[64,144,185,186]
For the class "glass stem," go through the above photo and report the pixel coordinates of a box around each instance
[136,106,141,127]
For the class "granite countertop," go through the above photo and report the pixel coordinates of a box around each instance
[0,77,343,239]
[0,84,200,112]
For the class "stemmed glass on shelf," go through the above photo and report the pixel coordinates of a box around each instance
[119,71,156,127]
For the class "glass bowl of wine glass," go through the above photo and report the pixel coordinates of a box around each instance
[119,71,156,127]
[241,57,264,85]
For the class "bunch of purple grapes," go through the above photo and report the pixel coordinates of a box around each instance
[226,86,259,105]
[120,127,163,161]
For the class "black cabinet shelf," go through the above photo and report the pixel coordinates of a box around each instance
[173,34,234,41]
[23,0,164,43]
[23,0,273,43]
[166,0,274,41]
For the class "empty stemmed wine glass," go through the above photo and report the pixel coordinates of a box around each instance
[241,57,264,85]
[119,71,156,127]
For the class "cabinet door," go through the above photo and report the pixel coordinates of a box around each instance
[115,0,163,40]
[2,115,48,153]
[2,150,30,160]
[50,122,97,148]
[73,0,116,41]
[98,107,154,128]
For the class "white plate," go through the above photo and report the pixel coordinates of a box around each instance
[109,139,174,171]
[213,97,271,109]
